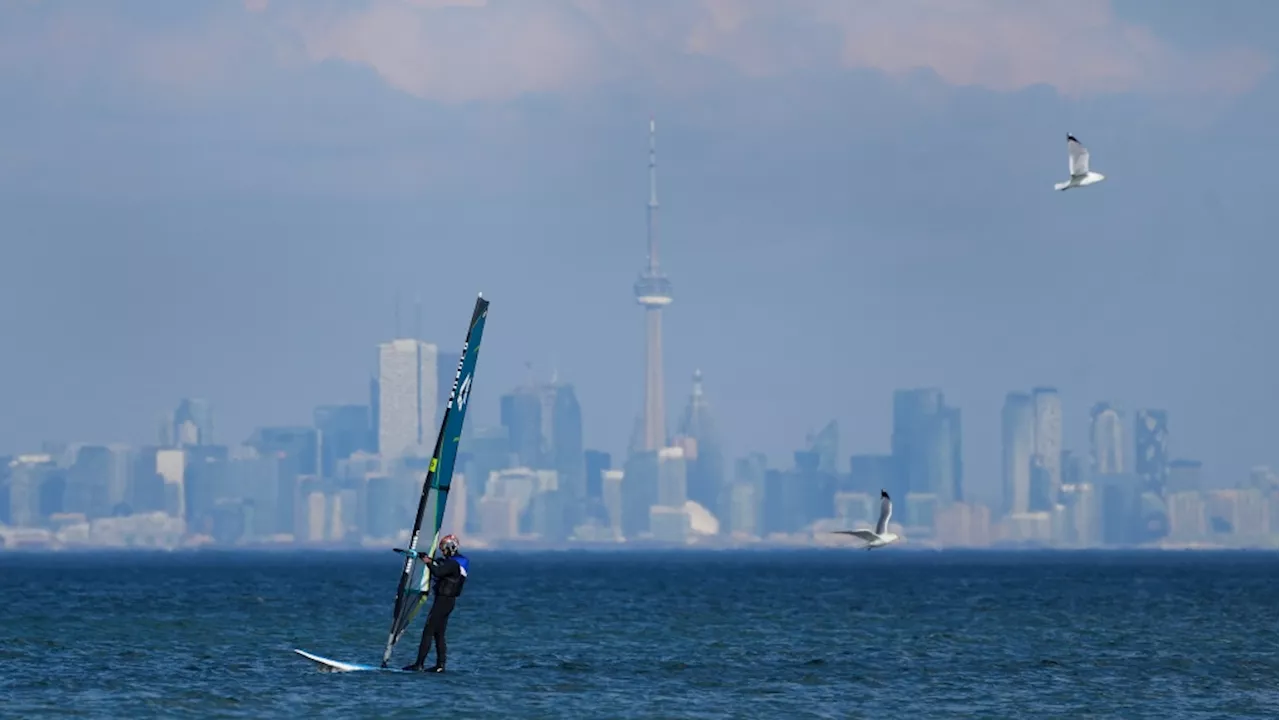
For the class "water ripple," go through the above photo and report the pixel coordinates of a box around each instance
[0,550,1274,719]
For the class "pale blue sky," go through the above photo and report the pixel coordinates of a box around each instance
[0,0,1275,502]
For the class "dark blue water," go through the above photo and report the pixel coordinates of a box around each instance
[1,550,1275,719]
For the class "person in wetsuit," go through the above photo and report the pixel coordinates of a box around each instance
[404,534,469,673]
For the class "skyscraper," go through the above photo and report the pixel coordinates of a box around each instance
[633,117,673,451]
[377,339,438,459]
[65,445,129,519]
[7,455,58,527]
[172,398,213,447]
[806,420,839,475]
[1134,409,1170,494]
[584,450,611,502]
[368,376,380,453]
[313,405,373,478]
[1001,392,1035,516]
[182,444,229,528]
[945,406,964,502]
[246,426,318,535]
[891,388,960,503]
[497,378,585,528]
[676,369,724,516]
[1031,387,1063,508]
[892,388,941,497]
[550,383,585,504]
[1089,402,1125,474]
[656,446,687,507]
[500,387,543,468]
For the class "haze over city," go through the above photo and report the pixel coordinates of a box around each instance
[2,6,1277,719]
[0,1,1275,550]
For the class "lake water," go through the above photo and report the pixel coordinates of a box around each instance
[1,549,1275,719]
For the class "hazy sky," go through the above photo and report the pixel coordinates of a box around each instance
[0,0,1275,501]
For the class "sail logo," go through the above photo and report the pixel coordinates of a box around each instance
[456,373,473,411]
[446,345,467,406]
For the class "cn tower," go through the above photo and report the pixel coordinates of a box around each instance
[634,117,673,451]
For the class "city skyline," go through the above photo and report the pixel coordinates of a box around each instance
[2,322,1268,497]
[4,371,1274,551]
[0,1,1274,496]
[0,275,1273,497]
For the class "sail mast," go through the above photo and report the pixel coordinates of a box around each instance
[381,293,490,667]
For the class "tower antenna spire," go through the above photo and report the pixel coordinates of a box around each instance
[413,295,423,341]
[647,115,658,272]
[394,291,402,338]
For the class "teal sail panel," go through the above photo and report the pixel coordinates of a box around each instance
[381,294,489,667]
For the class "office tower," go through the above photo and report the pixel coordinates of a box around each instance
[172,398,214,447]
[1031,387,1063,509]
[676,370,725,516]
[806,420,839,474]
[793,448,837,526]
[584,450,611,502]
[550,383,585,501]
[104,444,131,513]
[1134,409,1170,494]
[891,388,961,504]
[226,446,282,539]
[460,426,513,531]
[733,453,768,536]
[946,406,964,501]
[314,405,373,478]
[1001,392,1035,516]
[621,450,658,537]
[368,376,380,453]
[601,469,624,537]
[183,444,230,529]
[7,455,57,527]
[130,447,166,514]
[377,339,438,459]
[0,453,14,520]
[155,448,186,519]
[656,446,688,507]
[1089,402,1125,474]
[65,445,113,518]
[500,386,543,468]
[246,426,318,535]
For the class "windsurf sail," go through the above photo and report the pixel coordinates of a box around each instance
[380,293,490,668]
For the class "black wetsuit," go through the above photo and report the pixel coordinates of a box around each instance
[412,553,468,671]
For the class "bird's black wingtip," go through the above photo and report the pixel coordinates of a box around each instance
[1067,133,1079,143]
[880,489,890,499]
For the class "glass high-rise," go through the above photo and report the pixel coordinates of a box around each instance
[1001,392,1034,516]
[377,339,438,459]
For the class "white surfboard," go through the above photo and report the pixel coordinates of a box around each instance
[293,648,403,673]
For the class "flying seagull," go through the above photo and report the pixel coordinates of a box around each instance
[832,490,900,550]
[1054,134,1106,191]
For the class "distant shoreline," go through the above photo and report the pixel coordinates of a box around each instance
[0,542,1274,554]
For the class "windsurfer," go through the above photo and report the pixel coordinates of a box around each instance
[403,534,469,673]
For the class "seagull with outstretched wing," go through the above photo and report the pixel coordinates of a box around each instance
[832,490,900,550]
[1054,134,1106,191]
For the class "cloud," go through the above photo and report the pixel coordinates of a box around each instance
[0,0,1271,105]
[277,0,1273,102]
[285,1,605,104]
